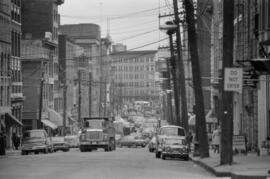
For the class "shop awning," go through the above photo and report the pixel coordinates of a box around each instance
[48,108,63,126]
[41,119,57,129]
[5,113,23,126]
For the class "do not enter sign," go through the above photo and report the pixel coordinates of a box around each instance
[224,68,243,93]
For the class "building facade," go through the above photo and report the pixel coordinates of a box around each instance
[110,50,159,108]
[58,34,88,130]
[21,0,64,130]
[0,0,24,150]
[211,0,270,153]
[60,23,102,117]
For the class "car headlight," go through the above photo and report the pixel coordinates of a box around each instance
[80,134,86,140]
[165,146,171,152]
[103,134,108,140]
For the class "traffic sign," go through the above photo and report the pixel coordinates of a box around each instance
[224,68,243,93]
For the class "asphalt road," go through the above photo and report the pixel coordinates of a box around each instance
[0,147,228,179]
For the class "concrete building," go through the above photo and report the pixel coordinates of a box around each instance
[0,0,24,150]
[211,0,270,153]
[110,50,159,108]
[59,23,103,117]
[256,0,270,154]
[21,0,64,130]
[58,34,87,133]
[10,0,24,147]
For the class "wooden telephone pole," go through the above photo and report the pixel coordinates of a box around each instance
[220,0,234,165]
[172,0,189,131]
[183,0,209,158]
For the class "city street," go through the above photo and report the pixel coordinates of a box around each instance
[0,148,224,179]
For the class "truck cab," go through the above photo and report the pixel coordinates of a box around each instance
[79,117,116,152]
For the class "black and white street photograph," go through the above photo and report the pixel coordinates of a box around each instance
[0,0,270,178]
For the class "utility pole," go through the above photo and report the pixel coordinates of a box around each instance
[165,57,174,125]
[38,62,44,129]
[183,0,209,158]
[63,83,67,136]
[89,72,92,117]
[167,32,180,126]
[78,70,81,128]
[220,0,234,165]
[172,0,189,131]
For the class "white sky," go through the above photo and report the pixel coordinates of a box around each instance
[58,0,171,50]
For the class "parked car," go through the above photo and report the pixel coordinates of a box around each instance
[21,129,53,155]
[148,136,156,152]
[52,136,69,152]
[160,136,189,161]
[118,135,147,148]
[155,125,186,158]
[64,135,79,148]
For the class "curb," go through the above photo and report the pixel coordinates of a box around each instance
[191,158,231,177]
[190,157,268,179]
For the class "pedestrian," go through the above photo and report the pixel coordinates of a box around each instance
[0,125,6,155]
[12,132,20,150]
[211,126,221,153]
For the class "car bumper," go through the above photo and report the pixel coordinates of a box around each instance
[162,151,189,158]
[21,145,47,151]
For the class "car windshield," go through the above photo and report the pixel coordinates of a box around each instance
[52,137,65,142]
[160,127,185,136]
[164,139,185,145]
[23,131,45,139]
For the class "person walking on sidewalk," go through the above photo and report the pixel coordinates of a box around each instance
[212,126,221,153]
[0,125,6,155]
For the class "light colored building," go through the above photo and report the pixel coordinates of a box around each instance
[110,50,159,108]
[60,23,102,117]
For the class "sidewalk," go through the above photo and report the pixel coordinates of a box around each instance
[190,150,270,179]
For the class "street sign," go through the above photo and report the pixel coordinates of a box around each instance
[224,68,243,93]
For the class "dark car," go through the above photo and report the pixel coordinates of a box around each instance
[21,129,53,155]
[160,136,189,161]
[52,136,69,152]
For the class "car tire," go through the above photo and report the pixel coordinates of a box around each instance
[155,152,161,158]
[161,153,166,160]
[184,156,189,161]
[34,151,39,155]
[43,148,48,154]
[21,151,27,155]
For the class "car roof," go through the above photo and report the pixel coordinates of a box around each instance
[24,129,45,133]
[163,136,186,140]
[160,125,185,129]
[86,129,103,132]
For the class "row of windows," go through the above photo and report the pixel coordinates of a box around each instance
[11,31,21,57]
[11,4,21,23]
[113,57,154,63]
[0,52,10,76]
[11,0,21,7]
[0,85,10,107]
[120,81,155,87]
[259,0,270,31]
[114,65,155,72]
[123,90,157,96]
[12,84,22,94]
